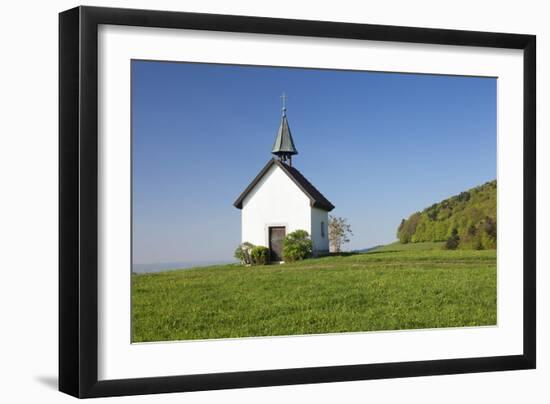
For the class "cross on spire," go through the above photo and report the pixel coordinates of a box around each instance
[280,92,287,116]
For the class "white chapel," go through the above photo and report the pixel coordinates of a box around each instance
[234,98,335,261]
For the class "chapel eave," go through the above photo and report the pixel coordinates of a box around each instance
[233,159,335,212]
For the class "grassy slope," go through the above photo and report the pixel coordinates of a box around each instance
[369,241,445,253]
[132,243,496,342]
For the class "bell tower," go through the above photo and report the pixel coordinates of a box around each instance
[271,92,298,166]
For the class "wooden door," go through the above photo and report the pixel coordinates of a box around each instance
[268,227,286,262]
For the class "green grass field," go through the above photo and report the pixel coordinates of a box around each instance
[368,241,445,253]
[132,243,496,342]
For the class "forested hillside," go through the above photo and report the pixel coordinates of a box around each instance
[397,180,496,249]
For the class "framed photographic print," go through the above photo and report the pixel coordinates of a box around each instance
[59,6,536,398]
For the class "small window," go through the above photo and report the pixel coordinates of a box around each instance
[321,221,325,238]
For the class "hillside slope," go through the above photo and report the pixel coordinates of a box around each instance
[133,249,496,341]
[397,180,496,249]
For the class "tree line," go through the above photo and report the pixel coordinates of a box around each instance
[397,180,496,250]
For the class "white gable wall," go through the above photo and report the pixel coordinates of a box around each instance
[241,164,311,249]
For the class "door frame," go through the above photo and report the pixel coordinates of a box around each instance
[267,225,287,262]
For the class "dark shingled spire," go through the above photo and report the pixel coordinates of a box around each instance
[272,93,298,165]
[271,115,298,156]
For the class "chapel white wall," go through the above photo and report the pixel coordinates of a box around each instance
[241,164,311,247]
[310,207,330,254]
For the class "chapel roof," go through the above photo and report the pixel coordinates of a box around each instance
[271,114,298,156]
[233,159,335,212]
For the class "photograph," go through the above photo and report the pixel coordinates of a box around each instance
[130,60,497,343]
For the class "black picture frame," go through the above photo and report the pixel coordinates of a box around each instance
[59,5,536,398]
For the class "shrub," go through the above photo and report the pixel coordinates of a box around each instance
[474,239,485,250]
[250,246,270,265]
[444,228,460,250]
[234,242,255,265]
[283,230,313,262]
[484,217,497,240]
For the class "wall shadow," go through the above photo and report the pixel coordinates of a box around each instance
[35,375,58,390]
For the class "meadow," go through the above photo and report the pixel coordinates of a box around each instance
[132,242,496,342]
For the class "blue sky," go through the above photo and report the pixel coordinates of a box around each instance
[132,60,496,265]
